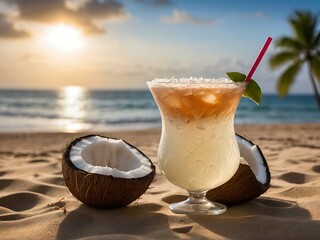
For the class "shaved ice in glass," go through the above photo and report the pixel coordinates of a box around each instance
[147,77,246,215]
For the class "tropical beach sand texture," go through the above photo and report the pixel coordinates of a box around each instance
[0,123,320,239]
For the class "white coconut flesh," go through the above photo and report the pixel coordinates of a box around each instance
[236,135,268,185]
[68,136,153,179]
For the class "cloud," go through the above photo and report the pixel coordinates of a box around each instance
[161,10,214,25]
[135,0,172,6]
[133,57,250,80]
[21,52,46,61]
[249,11,267,19]
[1,0,127,36]
[233,11,267,19]
[0,13,30,38]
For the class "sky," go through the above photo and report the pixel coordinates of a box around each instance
[0,0,319,93]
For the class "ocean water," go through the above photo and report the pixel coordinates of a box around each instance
[0,87,319,132]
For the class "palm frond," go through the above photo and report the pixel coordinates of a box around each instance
[276,36,303,51]
[312,32,320,48]
[311,56,320,84]
[289,10,317,47]
[269,51,299,69]
[277,61,301,97]
[272,10,320,101]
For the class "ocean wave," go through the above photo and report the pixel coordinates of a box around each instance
[0,89,320,132]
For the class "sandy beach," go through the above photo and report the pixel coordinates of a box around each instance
[0,123,320,239]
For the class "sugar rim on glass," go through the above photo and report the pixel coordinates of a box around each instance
[147,77,247,88]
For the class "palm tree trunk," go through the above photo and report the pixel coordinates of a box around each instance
[308,65,320,110]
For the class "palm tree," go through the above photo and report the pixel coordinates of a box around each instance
[269,10,320,109]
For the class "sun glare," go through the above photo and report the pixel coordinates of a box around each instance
[45,24,85,52]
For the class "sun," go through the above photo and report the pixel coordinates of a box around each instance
[44,24,85,52]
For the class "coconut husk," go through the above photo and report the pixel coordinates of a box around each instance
[62,135,156,208]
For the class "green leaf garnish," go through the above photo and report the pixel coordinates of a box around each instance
[226,72,262,105]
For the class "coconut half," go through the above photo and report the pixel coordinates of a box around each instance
[62,134,155,208]
[206,134,271,206]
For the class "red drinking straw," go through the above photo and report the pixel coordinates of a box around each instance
[245,37,273,83]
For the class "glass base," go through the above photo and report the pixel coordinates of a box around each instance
[169,191,226,215]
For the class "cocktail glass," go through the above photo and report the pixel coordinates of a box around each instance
[147,78,246,215]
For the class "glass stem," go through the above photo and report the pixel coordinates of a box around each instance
[187,191,208,204]
[169,190,226,215]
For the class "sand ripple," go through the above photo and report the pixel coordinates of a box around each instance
[0,125,320,239]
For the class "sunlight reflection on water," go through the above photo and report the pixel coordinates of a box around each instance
[57,86,92,132]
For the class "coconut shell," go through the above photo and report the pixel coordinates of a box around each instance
[206,134,271,206]
[62,135,156,208]
[206,164,270,206]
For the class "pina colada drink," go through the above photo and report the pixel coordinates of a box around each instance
[148,78,246,192]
